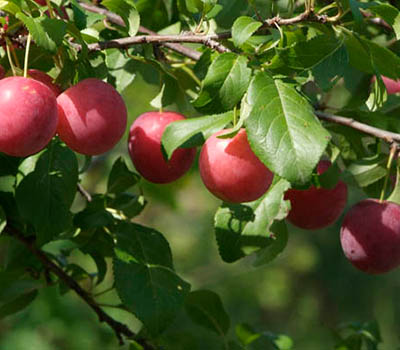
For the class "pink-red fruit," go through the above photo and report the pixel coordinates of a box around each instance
[372,76,400,94]
[128,111,196,184]
[0,77,58,157]
[340,199,400,274]
[284,160,348,230]
[199,128,274,203]
[28,69,61,96]
[57,78,127,155]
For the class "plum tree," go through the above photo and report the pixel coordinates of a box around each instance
[128,111,196,184]
[57,78,127,155]
[0,76,58,157]
[27,69,61,96]
[340,199,400,274]
[284,161,348,230]
[199,128,274,203]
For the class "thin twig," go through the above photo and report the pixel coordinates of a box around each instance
[4,226,155,350]
[77,183,92,202]
[315,111,400,144]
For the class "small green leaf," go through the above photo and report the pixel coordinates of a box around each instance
[366,73,387,111]
[232,16,262,48]
[107,157,140,194]
[236,323,261,346]
[162,111,232,159]
[102,0,140,36]
[215,179,290,263]
[193,53,251,113]
[113,222,190,336]
[105,49,137,93]
[16,13,66,53]
[74,195,114,230]
[245,72,330,184]
[16,142,78,245]
[184,290,230,335]
[347,154,387,188]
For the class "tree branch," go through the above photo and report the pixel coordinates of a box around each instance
[78,2,202,60]
[315,111,400,144]
[4,226,155,350]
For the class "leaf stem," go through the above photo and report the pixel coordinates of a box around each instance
[5,37,17,76]
[380,143,398,202]
[23,33,32,78]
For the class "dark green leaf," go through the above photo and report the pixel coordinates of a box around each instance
[70,0,88,30]
[107,193,147,218]
[245,72,330,184]
[193,53,251,113]
[16,142,78,245]
[232,16,262,48]
[215,179,290,263]
[102,0,140,36]
[0,290,38,320]
[113,222,190,336]
[74,195,114,230]
[16,13,67,53]
[369,2,400,40]
[162,111,233,159]
[0,153,22,177]
[184,290,230,335]
[107,157,140,194]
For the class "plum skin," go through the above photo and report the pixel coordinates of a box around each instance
[0,76,58,157]
[128,111,196,184]
[199,128,274,203]
[284,160,348,230]
[57,78,127,155]
[28,69,61,97]
[340,199,400,274]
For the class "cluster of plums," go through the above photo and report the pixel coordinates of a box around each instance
[1,67,400,276]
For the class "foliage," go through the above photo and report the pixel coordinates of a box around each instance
[0,0,400,349]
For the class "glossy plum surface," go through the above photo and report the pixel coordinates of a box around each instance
[57,78,127,155]
[340,199,400,274]
[284,160,348,230]
[128,111,196,184]
[199,128,274,203]
[28,69,61,96]
[0,76,58,157]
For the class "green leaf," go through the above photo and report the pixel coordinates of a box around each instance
[236,323,261,346]
[215,179,290,263]
[16,13,66,53]
[70,0,88,30]
[368,2,400,40]
[0,153,22,177]
[162,111,233,159]
[105,49,138,93]
[232,16,262,48]
[313,43,349,91]
[184,290,230,335]
[102,0,140,36]
[0,290,37,320]
[344,31,400,80]
[347,154,387,188]
[16,142,78,245]
[245,72,330,184]
[107,157,140,194]
[366,73,387,111]
[74,195,114,230]
[0,206,5,234]
[113,222,190,336]
[107,193,147,219]
[193,53,251,113]
[270,35,345,72]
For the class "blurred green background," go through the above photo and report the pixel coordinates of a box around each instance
[1,59,400,350]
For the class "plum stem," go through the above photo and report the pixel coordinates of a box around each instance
[23,33,31,78]
[5,37,17,76]
[380,143,398,202]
